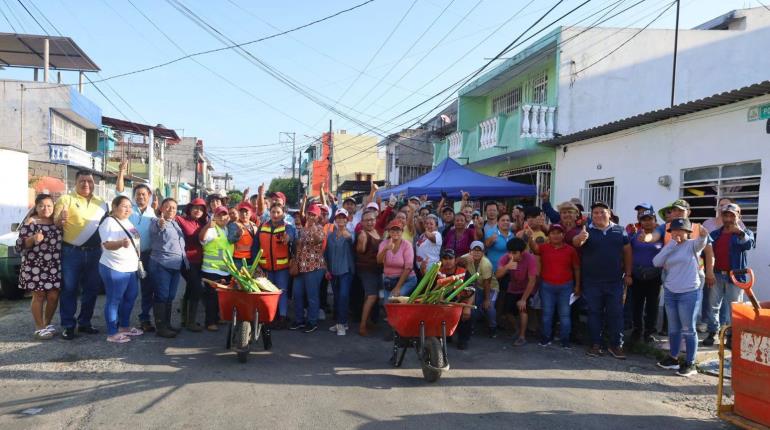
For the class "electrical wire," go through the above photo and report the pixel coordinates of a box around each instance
[0,0,17,31]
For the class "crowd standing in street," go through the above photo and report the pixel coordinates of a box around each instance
[21,172,759,378]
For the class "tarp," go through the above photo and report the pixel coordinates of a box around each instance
[376,158,536,200]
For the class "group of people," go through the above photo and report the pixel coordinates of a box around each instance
[15,167,755,377]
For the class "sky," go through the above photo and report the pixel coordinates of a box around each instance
[0,0,761,188]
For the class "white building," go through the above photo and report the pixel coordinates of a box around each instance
[548,81,770,299]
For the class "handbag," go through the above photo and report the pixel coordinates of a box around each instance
[632,265,662,282]
[111,216,147,279]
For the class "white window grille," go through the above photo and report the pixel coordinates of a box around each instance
[51,112,86,149]
[492,87,522,115]
[580,179,616,210]
[530,70,548,105]
[680,161,761,231]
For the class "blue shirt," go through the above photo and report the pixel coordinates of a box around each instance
[117,191,156,252]
[324,227,355,276]
[630,232,663,268]
[149,218,188,270]
[485,228,515,271]
[580,223,629,283]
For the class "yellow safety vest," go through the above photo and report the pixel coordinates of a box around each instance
[202,225,234,274]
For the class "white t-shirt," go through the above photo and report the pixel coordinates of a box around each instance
[99,217,140,272]
[416,230,442,271]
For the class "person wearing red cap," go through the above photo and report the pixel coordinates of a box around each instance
[252,182,295,226]
[257,202,296,330]
[175,197,208,332]
[290,204,326,333]
[226,202,258,269]
[528,224,580,348]
[199,206,234,331]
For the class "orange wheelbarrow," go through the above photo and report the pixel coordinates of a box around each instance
[716,269,770,429]
[215,285,282,363]
[384,303,463,382]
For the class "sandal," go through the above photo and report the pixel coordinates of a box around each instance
[44,325,58,335]
[34,329,54,340]
[107,333,131,343]
[119,327,144,336]
[513,337,527,347]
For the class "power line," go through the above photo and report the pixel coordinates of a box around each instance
[0,0,17,31]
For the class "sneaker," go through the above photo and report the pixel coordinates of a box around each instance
[303,324,318,333]
[701,332,716,347]
[61,327,76,340]
[337,325,347,336]
[329,323,349,333]
[44,325,58,335]
[77,325,99,335]
[657,355,680,370]
[586,344,604,357]
[318,309,326,321]
[289,322,306,331]
[33,329,54,340]
[677,362,697,377]
[538,339,551,347]
[608,346,626,360]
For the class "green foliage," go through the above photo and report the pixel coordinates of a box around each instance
[227,190,243,205]
[268,178,302,206]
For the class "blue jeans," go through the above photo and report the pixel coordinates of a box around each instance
[665,287,702,364]
[540,281,573,343]
[473,287,498,329]
[99,263,139,336]
[707,273,744,332]
[138,251,154,323]
[382,275,418,303]
[293,269,325,325]
[331,272,353,325]
[60,245,102,329]
[149,260,181,304]
[583,280,624,348]
[266,269,290,318]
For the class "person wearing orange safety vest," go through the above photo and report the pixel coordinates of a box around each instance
[227,202,259,268]
[257,202,296,328]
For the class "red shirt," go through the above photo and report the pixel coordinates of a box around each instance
[539,243,579,285]
[714,232,734,271]
[498,252,538,294]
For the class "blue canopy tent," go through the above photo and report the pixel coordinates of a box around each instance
[376,158,536,200]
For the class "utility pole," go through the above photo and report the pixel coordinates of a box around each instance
[148,128,155,193]
[193,141,199,199]
[671,0,680,108]
[328,119,333,192]
[279,132,297,179]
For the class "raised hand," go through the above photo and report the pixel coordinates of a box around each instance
[33,230,45,245]
[576,224,589,243]
[119,159,128,175]
[157,217,166,229]
[258,183,265,196]
[540,189,550,202]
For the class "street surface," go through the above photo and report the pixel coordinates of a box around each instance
[0,296,732,430]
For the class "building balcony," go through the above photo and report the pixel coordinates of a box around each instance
[447,131,463,159]
[48,143,102,171]
[520,104,556,139]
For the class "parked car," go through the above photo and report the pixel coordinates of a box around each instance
[0,222,23,299]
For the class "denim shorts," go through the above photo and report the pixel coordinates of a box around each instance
[383,275,418,297]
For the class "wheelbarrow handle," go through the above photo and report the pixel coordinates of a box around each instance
[729,269,754,291]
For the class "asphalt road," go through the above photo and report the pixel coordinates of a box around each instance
[0,296,733,430]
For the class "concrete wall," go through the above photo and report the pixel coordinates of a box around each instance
[330,132,382,190]
[558,7,770,134]
[552,94,770,299]
[0,149,30,232]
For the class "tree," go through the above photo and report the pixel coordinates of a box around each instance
[268,178,302,206]
[227,190,243,205]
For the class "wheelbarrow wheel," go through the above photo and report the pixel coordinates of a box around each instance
[421,337,445,382]
[235,321,251,363]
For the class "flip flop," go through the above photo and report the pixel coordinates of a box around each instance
[107,334,131,343]
[119,327,144,336]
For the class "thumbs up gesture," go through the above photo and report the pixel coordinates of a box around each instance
[59,208,69,227]
[576,224,589,243]
[33,230,45,245]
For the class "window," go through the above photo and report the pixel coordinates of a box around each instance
[680,161,761,231]
[50,112,86,148]
[530,70,548,105]
[500,163,552,207]
[580,179,615,210]
[492,87,522,115]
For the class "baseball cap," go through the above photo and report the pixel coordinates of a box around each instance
[637,209,656,220]
[668,218,693,233]
[306,205,322,217]
[334,208,349,218]
[634,202,654,211]
[237,202,254,212]
[269,191,287,204]
[591,201,610,210]
[189,198,206,209]
[214,206,229,216]
[441,206,454,214]
[721,203,741,215]
[470,240,485,251]
[386,219,404,231]
[319,204,331,214]
[548,224,565,234]
[472,210,481,218]
[659,199,690,219]
[216,189,228,198]
[343,197,356,204]
[408,195,421,203]
[365,201,379,212]
[440,248,456,259]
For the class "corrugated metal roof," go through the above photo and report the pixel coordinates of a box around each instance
[0,33,99,71]
[542,81,770,146]
[102,116,180,141]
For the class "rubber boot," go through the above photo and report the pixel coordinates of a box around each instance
[185,300,203,332]
[166,303,181,334]
[154,304,176,338]
[456,319,472,350]
[180,296,188,326]
[262,325,272,351]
